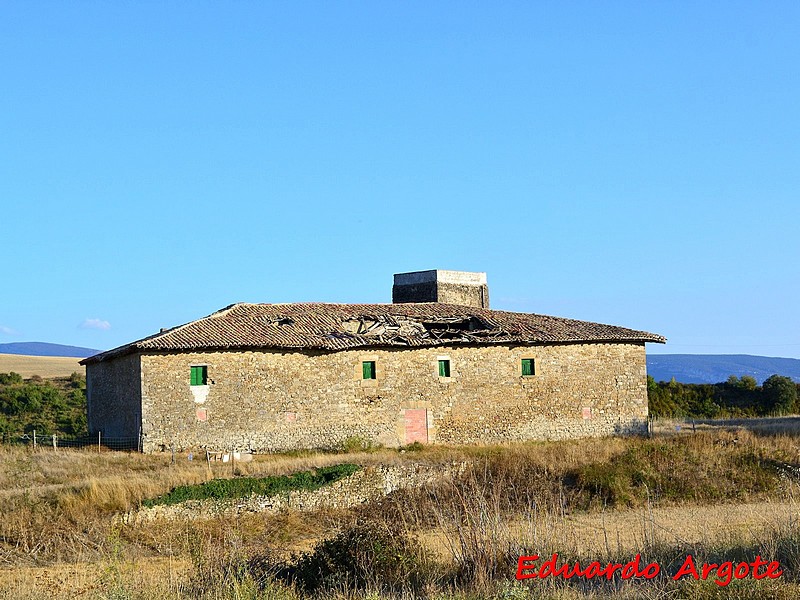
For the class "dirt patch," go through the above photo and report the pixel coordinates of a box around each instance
[0,556,190,598]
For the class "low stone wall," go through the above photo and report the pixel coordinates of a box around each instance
[125,462,465,523]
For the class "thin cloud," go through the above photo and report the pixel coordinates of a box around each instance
[79,318,111,331]
[0,325,19,336]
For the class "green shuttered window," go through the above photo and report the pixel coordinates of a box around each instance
[521,359,535,377]
[438,359,451,377]
[190,365,208,386]
[362,361,376,380]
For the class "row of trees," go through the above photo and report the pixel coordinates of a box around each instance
[647,374,799,418]
[0,371,88,439]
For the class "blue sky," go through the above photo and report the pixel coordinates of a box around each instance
[1,1,798,357]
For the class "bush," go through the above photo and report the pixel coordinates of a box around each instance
[401,441,425,452]
[270,520,431,594]
[0,372,23,385]
[338,435,381,453]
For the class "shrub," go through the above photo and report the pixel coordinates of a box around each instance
[401,441,425,452]
[338,435,381,453]
[270,520,432,594]
[0,372,23,385]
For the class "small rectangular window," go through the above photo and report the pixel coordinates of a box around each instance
[190,365,207,386]
[438,359,451,377]
[521,359,535,377]
[362,361,376,380]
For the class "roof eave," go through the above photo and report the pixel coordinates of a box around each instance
[81,335,666,365]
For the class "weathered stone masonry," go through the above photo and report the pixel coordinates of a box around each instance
[83,270,664,452]
[86,352,141,440]
[129,341,647,452]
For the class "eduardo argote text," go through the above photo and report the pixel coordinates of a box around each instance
[516,553,783,587]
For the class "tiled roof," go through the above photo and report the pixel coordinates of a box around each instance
[81,302,665,364]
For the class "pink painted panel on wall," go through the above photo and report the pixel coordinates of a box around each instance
[404,408,428,444]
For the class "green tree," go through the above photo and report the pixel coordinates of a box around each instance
[762,375,797,415]
[739,375,758,390]
[725,375,757,391]
[647,375,678,417]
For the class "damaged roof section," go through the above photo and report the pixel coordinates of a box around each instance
[340,314,495,340]
[82,302,666,364]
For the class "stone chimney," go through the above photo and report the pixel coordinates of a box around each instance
[392,270,489,308]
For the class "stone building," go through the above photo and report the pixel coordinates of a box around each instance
[81,270,665,452]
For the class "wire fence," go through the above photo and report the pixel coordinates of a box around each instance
[647,414,800,437]
[1,431,141,451]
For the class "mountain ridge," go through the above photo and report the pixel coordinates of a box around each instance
[0,342,100,358]
[646,354,800,385]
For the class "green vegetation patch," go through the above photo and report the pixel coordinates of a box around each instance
[648,374,799,418]
[142,463,360,508]
[265,520,430,595]
[570,437,782,508]
[337,435,382,453]
[0,371,87,438]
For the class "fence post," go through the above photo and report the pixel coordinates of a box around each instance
[98,431,101,453]
[138,427,142,453]
[33,430,37,449]
[52,434,57,450]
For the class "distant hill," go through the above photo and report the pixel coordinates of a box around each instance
[0,342,100,358]
[647,354,800,385]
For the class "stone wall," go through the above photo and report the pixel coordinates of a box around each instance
[435,281,490,309]
[136,342,648,452]
[392,281,489,308]
[127,462,466,522]
[86,352,142,440]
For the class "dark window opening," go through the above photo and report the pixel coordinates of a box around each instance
[438,359,451,377]
[191,365,208,386]
[521,359,535,377]
[362,361,376,380]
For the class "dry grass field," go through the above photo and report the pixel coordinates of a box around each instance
[0,354,85,378]
[0,424,799,599]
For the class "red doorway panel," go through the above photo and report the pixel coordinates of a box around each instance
[404,408,428,444]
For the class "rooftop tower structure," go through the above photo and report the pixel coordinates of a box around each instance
[392,270,489,308]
